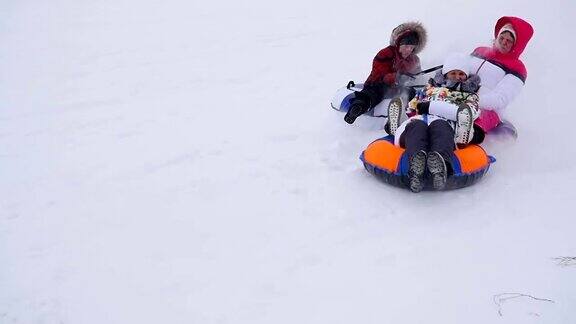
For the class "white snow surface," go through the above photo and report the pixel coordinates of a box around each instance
[1,0,575,323]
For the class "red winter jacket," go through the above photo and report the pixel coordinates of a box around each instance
[363,22,426,87]
[364,46,421,86]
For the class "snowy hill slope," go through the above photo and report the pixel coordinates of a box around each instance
[1,0,575,323]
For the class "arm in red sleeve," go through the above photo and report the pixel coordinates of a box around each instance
[365,46,396,85]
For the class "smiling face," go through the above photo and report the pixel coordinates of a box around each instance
[495,31,515,54]
[445,69,468,82]
[398,45,415,58]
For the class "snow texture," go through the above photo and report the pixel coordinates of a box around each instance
[1,0,575,323]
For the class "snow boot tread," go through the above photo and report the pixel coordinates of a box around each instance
[408,150,427,193]
[386,97,404,135]
[427,151,447,190]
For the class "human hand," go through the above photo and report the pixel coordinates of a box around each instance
[383,73,397,85]
[415,101,430,115]
[408,98,419,111]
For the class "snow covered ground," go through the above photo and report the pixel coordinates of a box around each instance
[1,0,575,323]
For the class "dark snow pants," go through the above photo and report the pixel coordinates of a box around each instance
[353,83,415,110]
[399,119,455,173]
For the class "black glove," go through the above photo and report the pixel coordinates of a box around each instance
[416,101,430,115]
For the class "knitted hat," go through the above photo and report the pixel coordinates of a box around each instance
[498,23,516,42]
[441,53,469,75]
[398,32,419,46]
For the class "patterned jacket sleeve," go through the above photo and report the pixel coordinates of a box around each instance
[427,92,480,121]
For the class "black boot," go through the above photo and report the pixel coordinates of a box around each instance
[426,151,447,190]
[344,101,368,124]
[408,150,427,193]
[469,124,486,144]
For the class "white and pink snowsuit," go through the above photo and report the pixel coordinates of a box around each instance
[469,16,534,132]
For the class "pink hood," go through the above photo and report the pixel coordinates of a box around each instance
[472,16,534,82]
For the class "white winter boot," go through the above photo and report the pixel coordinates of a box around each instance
[455,104,474,144]
[386,97,405,136]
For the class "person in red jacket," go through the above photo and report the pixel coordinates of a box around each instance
[344,22,427,124]
[467,16,533,139]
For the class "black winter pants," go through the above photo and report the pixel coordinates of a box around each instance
[399,119,455,172]
[354,83,416,110]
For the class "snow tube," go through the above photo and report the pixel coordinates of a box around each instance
[360,136,495,190]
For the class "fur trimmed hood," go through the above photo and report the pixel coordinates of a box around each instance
[390,21,427,54]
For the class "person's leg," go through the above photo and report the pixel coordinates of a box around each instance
[344,98,369,124]
[429,120,456,161]
[344,83,388,124]
[469,124,486,144]
[427,120,456,190]
[400,120,428,192]
[400,119,429,157]
[474,109,501,133]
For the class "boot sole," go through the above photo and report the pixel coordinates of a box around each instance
[387,98,403,135]
[344,103,368,124]
[408,151,426,193]
[427,152,447,190]
[455,105,473,144]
